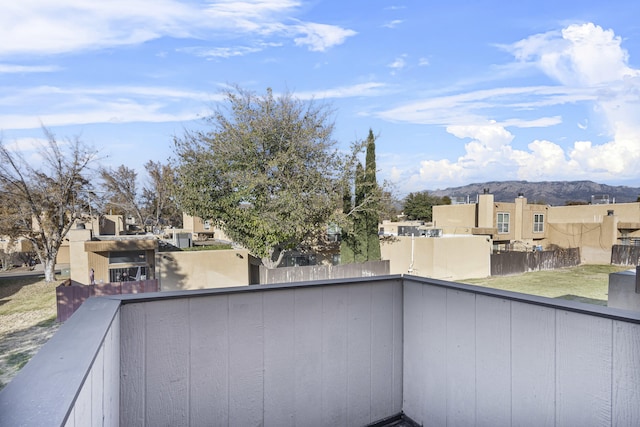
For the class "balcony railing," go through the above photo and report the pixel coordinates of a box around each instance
[1,275,639,426]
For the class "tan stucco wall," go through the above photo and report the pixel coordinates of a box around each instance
[547,202,640,223]
[68,228,92,284]
[381,235,491,280]
[432,204,475,234]
[158,249,252,291]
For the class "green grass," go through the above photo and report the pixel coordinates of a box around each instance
[6,351,31,370]
[462,264,631,305]
[0,277,59,317]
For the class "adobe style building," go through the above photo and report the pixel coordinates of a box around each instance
[433,192,640,264]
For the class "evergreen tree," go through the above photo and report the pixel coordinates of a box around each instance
[363,130,381,261]
[340,129,381,264]
[340,180,355,264]
[353,162,367,262]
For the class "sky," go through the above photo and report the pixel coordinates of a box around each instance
[1,0,640,196]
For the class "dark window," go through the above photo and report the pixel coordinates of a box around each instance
[109,251,146,264]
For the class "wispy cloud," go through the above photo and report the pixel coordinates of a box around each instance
[388,54,407,74]
[0,84,218,129]
[0,0,355,58]
[178,45,266,58]
[292,22,357,52]
[0,64,61,73]
[296,82,387,100]
[383,20,403,29]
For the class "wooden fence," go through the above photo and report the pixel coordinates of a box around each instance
[259,260,390,284]
[611,244,640,266]
[490,248,580,276]
[56,279,158,322]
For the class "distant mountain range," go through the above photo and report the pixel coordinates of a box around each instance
[429,180,640,206]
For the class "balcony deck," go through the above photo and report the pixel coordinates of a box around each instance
[1,274,639,426]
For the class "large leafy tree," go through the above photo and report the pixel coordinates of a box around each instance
[0,129,96,282]
[174,86,345,268]
[403,191,451,221]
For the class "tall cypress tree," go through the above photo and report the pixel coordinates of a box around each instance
[340,179,355,264]
[340,129,381,264]
[353,162,367,263]
[363,129,381,261]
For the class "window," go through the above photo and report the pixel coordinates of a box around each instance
[109,251,146,264]
[497,213,510,234]
[533,214,544,233]
[109,266,147,282]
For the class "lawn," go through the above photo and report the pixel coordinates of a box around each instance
[0,274,61,390]
[462,264,632,305]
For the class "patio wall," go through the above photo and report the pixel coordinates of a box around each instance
[402,276,640,426]
[3,275,640,426]
[120,278,403,426]
[0,298,121,427]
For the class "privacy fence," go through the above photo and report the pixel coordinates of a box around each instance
[491,248,581,276]
[611,244,640,266]
[56,279,158,322]
[259,260,390,284]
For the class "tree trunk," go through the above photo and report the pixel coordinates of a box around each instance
[43,258,57,283]
[262,247,285,269]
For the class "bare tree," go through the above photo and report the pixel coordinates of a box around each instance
[0,128,97,282]
[99,165,145,232]
[142,160,181,229]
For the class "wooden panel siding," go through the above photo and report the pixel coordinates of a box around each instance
[402,276,640,427]
[119,278,403,427]
[4,275,640,427]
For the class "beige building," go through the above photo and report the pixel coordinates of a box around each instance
[67,213,256,289]
[381,234,491,280]
[182,214,232,242]
[432,192,640,264]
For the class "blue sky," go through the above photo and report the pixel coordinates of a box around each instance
[1,1,639,196]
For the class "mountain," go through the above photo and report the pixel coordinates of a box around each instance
[428,180,640,206]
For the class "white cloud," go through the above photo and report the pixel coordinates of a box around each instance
[0,0,355,57]
[296,82,387,100]
[388,55,407,73]
[0,64,61,73]
[292,22,357,52]
[506,23,639,87]
[0,84,217,129]
[418,57,429,66]
[378,23,640,189]
[178,45,265,58]
[383,20,403,29]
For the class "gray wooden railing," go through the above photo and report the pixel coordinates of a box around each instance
[1,275,639,426]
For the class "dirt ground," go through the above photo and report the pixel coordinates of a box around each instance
[0,269,61,390]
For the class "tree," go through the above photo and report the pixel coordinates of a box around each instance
[174,86,345,268]
[142,160,181,229]
[403,191,450,222]
[100,165,144,231]
[100,161,181,232]
[363,129,381,261]
[340,129,382,263]
[0,129,96,282]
